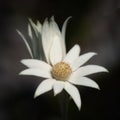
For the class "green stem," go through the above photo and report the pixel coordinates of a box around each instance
[58,91,69,120]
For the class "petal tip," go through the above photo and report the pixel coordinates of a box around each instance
[68,16,72,19]
[75,44,80,53]
[34,93,38,98]
[98,87,101,90]
[106,69,109,73]
[28,18,32,21]
[19,70,29,75]
[96,85,100,90]
[75,44,80,47]
[19,71,23,75]
[103,68,109,73]
[78,106,81,111]
[76,102,81,111]
[51,16,55,21]
[93,52,98,56]
[34,89,41,98]
[20,59,24,63]
[53,93,57,96]
[20,59,27,66]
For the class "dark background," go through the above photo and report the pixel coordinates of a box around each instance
[0,0,120,120]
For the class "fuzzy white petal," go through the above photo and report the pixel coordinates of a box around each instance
[29,19,42,36]
[64,82,81,110]
[63,44,80,64]
[21,59,52,71]
[28,24,33,39]
[19,68,52,78]
[53,81,64,96]
[62,17,72,42]
[50,16,61,37]
[50,38,63,65]
[49,17,63,65]
[71,52,97,71]
[69,77,100,89]
[34,79,55,98]
[42,19,53,63]
[17,30,33,58]
[36,20,42,33]
[71,65,108,78]
[29,19,38,36]
[61,17,72,56]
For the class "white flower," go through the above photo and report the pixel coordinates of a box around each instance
[19,17,108,110]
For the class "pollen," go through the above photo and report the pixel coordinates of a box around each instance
[51,62,72,81]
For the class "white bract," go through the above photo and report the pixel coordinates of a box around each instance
[19,17,108,110]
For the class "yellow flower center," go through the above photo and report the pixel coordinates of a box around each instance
[51,62,72,81]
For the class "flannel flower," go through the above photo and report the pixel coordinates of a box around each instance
[18,17,108,110]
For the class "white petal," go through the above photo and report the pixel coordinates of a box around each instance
[19,68,52,78]
[71,52,97,71]
[69,77,100,89]
[28,24,32,39]
[49,17,63,65]
[36,20,42,33]
[21,59,52,71]
[34,79,55,98]
[17,30,33,58]
[53,81,64,96]
[70,65,108,78]
[63,44,80,64]
[64,82,81,110]
[42,19,53,63]
[50,38,63,65]
[42,17,63,64]
[29,18,41,36]
[50,16,61,37]
[61,17,72,56]
[62,17,72,42]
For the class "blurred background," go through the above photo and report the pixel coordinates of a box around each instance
[0,0,120,120]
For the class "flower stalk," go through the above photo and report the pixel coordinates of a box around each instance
[58,91,69,120]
